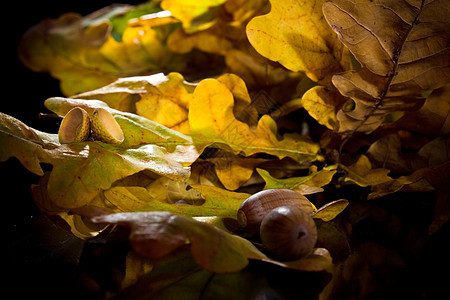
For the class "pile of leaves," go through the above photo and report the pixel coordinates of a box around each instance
[2,0,449,297]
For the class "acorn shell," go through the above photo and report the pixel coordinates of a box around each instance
[260,205,317,260]
[91,108,124,145]
[237,188,314,235]
[58,107,91,144]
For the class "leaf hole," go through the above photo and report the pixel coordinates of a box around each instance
[342,99,356,112]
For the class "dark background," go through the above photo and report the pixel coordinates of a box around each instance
[2,1,142,299]
[2,1,450,299]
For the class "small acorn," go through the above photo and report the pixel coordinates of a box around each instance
[260,205,317,260]
[237,189,314,235]
[58,107,91,144]
[91,107,124,145]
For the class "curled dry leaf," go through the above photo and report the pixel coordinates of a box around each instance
[323,0,450,134]
[92,211,332,273]
[312,199,349,222]
[368,168,434,200]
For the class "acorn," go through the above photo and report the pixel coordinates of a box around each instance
[91,107,124,145]
[260,205,317,260]
[237,189,314,235]
[58,107,91,144]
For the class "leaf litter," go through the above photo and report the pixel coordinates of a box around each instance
[3,0,450,297]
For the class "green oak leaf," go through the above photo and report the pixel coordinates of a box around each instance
[0,111,193,210]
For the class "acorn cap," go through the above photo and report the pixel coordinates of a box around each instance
[58,107,91,144]
[91,108,124,145]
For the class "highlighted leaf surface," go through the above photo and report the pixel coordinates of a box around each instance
[246,0,351,85]
[189,78,320,163]
[0,101,196,209]
[74,72,196,133]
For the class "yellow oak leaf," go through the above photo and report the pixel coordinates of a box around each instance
[100,22,185,76]
[209,152,266,190]
[161,0,227,33]
[189,76,320,163]
[301,86,347,130]
[74,73,195,134]
[313,199,349,222]
[167,27,233,56]
[165,0,299,91]
[246,0,351,86]
[103,184,249,218]
[256,166,337,193]
[341,155,392,187]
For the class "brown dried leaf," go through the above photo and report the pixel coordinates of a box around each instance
[323,0,450,134]
[397,84,450,136]
[367,133,450,173]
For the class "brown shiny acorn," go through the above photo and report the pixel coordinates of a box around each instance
[237,189,314,235]
[260,205,317,260]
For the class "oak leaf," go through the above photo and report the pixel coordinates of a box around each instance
[209,153,266,190]
[301,86,348,130]
[246,0,351,86]
[74,72,196,133]
[18,4,184,96]
[367,133,450,173]
[397,84,450,137]
[313,199,349,222]
[323,0,450,134]
[368,168,434,200]
[0,99,200,211]
[165,0,300,91]
[340,155,392,187]
[189,77,321,163]
[44,97,197,156]
[256,167,337,194]
[161,0,227,33]
[92,211,332,273]
[104,184,249,218]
